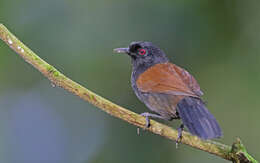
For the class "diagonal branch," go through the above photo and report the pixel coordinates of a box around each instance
[0,24,257,163]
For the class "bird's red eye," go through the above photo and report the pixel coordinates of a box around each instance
[138,49,147,55]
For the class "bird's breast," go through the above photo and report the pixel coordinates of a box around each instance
[131,70,143,101]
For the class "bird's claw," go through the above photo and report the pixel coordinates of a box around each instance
[137,113,151,135]
[140,112,151,128]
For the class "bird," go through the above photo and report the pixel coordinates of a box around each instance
[113,41,222,140]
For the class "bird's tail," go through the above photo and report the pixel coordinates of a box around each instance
[177,97,222,139]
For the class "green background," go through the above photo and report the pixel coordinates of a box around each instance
[0,0,259,162]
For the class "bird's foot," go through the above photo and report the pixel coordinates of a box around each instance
[140,112,152,128]
[137,112,151,135]
[137,113,151,135]
[137,112,167,135]
[176,124,184,148]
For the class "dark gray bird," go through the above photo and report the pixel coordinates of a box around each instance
[114,41,222,140]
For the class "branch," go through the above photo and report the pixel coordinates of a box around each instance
[0,24,257,163]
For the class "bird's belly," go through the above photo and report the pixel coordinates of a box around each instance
[140,93,182,120]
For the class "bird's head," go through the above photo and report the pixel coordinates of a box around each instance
[114,41,169,68]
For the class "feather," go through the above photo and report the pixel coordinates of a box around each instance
[177,97,222,139]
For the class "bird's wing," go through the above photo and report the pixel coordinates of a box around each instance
[136,62,203,97]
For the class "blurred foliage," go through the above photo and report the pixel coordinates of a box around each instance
[0,0,259,162]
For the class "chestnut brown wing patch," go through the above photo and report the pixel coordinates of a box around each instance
[172,63,203,96]
[136,63,203,97]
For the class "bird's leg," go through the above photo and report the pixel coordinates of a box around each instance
[140,112,167,128]
[176,124,184,148]
[137,112,174,135]
[138,112,166,135]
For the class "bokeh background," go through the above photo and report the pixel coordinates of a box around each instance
[0,0,259,162]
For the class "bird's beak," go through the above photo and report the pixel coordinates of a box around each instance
[113,47,129,54]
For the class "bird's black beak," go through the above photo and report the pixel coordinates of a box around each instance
[113,47,130,54]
